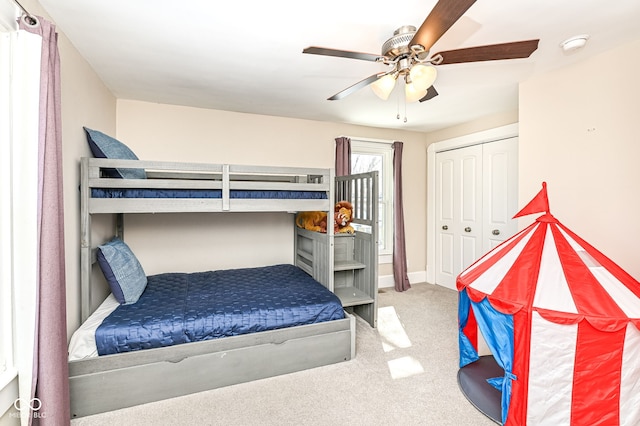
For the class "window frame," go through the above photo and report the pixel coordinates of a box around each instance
[350,138,394,259]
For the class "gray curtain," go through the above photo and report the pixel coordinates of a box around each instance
[392,142,411,292]
[335,137,351,176]
[20,16,70,425]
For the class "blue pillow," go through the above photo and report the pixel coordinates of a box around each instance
[96,238,147,305]
[83,127,147,179]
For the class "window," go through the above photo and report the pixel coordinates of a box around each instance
[351,139,394,257]
[0,26,16,409]
[1,20,41,416]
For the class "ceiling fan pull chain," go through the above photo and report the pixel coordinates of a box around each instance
[403,93,408,123]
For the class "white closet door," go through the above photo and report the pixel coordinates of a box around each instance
[435,151,455,288]
[435,145,483,289]
[434,139,518,289]
[482,137,519,252]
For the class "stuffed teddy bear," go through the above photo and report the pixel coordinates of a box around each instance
[296,201,355,234]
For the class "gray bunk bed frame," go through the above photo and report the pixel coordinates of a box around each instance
[70,157,355,418]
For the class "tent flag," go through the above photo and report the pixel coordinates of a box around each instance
[513,181,549,218]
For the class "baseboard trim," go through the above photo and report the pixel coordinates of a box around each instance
[379,270,427,289]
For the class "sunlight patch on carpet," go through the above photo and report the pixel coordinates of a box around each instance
[378,306,412,352]
[388,356,425,379]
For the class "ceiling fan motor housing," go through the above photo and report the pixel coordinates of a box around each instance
[381,26,418,59]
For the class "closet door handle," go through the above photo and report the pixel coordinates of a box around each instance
[492,229,500,235]
[464,227,472,233]
[441,225,448,230]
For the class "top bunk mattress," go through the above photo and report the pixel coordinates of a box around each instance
[90,188,327,199]
[94,264,344,356]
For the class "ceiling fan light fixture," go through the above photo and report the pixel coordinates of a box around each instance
[405,81,427,103]
[371,74,397,100]
[409,64,437,92]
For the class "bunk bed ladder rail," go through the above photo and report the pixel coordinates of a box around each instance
[80,157,92,322]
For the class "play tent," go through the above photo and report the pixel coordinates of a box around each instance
[457,183,640,425]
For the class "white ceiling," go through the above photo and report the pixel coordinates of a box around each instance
[39,0,640,133]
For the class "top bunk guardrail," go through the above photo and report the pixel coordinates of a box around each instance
[80,157,334,214]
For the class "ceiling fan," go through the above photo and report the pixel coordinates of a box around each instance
[303,0,539,103]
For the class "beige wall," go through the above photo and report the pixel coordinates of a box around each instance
[426,110,519,144]
[114,101,429,283]
[59,28,118,337]
[519,38,640,279]
[21,0,118,336]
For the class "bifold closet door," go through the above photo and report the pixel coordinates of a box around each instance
[435,145,483,289]
[434,138,518,290]
[482,137,518,253]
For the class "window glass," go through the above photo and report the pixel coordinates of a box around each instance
[351,140,393,255]
[0,31,12,380]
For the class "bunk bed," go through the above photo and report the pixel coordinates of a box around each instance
[69,157,356,418]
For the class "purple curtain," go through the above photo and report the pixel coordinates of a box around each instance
[392,142,411,292]
[20,16,69,425]
[335,137,351,176]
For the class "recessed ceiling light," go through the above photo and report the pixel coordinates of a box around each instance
[560,35,590,52]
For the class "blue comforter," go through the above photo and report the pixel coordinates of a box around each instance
[95,264,344,355]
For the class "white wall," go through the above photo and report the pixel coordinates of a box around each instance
[519,38,640,279]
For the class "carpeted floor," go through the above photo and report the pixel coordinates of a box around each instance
[71,283,497,426]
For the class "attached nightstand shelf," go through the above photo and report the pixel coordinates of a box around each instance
[334,259,366,271]
[335,286,375,307]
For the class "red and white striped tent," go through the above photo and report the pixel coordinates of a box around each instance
[457,183,640,426]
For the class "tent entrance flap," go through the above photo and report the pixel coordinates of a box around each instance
[458,355,503,425]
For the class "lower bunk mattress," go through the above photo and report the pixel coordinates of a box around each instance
[69,264,344,359]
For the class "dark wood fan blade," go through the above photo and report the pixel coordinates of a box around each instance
[328,73,388,100]
[433,40,540,64]
[410,0,477,52]
[303,46,383,62]
[419,86,439,102]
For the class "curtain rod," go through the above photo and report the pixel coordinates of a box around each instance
[339,135,394,146]
[12,0,38,26]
